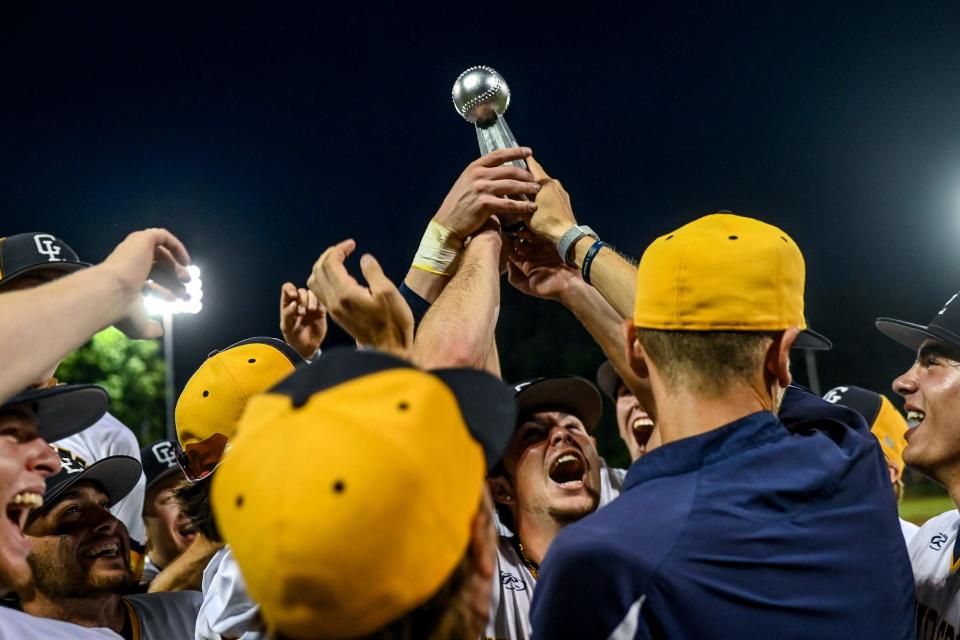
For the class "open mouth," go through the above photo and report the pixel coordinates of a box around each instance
[6,491,43,534]
[176,520,197,543]
[81,540,121,560]
[548,451,586,488]
[906,410,924,429]
[632,417,655,454]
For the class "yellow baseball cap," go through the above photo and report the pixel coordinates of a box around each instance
[211,348,516,639]
[822,385,908,471]
[175,337,303,481]
[634,213,830,349]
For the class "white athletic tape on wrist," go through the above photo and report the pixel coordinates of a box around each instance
[412,220,463,276]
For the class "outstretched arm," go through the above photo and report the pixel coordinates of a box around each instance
[507,235,647,398]
[413,228,503,373]
[0,228,191,403]
[522,157,637,319]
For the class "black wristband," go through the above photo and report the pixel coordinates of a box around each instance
[581,240,608,285]
[398,282,431,330]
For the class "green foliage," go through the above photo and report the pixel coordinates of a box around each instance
[55,328,166,445]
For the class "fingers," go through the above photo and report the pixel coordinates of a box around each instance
[473,146,533,168]
[476,179,541,198]
[358,254,397,296]
[141,228,191,268]
[150,246,189,297]
[280,282,298,308]
[476,194,537,216]
[305,289,322,314]
[526,156,551,184]
[297,287,309,314]
[476,165,536,183]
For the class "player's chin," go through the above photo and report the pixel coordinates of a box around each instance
[547,495,599,524]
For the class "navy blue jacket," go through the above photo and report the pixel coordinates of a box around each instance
[530,386,915,639]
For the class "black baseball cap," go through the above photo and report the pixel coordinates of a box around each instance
[38,448,142,515]
[596,361,622,401]
[270,347,517,470]
[140,440,183,493]
[1,384,109,442]
[877,292,960,352]
[512,376,603,434]
[0,232,89,288]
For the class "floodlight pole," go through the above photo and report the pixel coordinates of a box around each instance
[163,311,176,442]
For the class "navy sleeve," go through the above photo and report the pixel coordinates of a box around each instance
[531,536,650,639]
[398,281,431,329]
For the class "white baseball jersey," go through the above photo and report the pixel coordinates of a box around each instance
[485,460,625,640]
[55,412,147,550]
[909,509,960,639]
[125,591,202,640]
[195,546,265,640]
[902,517,920,545]
[0,608,121,639]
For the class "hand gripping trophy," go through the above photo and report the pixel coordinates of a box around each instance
[452,66,530,233]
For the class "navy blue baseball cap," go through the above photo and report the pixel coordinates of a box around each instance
[877,292,960,352]
[0,232,89,289]
[512,376,603,434]
[1,384,109,442]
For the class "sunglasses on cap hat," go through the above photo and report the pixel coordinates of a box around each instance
[174,433,228,482]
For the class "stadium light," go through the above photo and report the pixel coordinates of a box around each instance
[142,265,204,440]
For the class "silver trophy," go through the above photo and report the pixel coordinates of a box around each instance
[452,65,529,231]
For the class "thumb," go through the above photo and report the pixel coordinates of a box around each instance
[359,254,397,295]
[526,156,551,183]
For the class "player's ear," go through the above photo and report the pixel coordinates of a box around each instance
[488,475,514,506]
[765,328,798,389]
[624,321,649,380]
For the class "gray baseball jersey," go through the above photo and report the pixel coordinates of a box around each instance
[125,591,202,640]
[910,509,960,640]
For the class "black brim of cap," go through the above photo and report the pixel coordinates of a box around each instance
[44,455,143,510]
[876,318,960,352]
[596,361,620,401]
[432,368,517,471]
[0,261,90,288]
[793,328,832,351]
[144,465,184,494]
[3,384,109,442]
[514,377,603,434]
[272,347,518,472]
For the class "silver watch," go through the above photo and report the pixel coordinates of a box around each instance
[556,225,599,266]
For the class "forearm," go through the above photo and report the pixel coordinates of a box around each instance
[0,265,133,402]
[147,535,223,593]
[413,237,500,370]
[559,277,642,392]
[403,267,449,305]
[568,237,637,320]
[482,336,501,379]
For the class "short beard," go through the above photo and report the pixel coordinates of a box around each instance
[27,538,133,599]
[546,489,600,526]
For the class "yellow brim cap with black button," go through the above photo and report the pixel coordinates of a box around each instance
[211,347,516,640]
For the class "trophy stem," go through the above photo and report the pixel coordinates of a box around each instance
[475,116,528,171]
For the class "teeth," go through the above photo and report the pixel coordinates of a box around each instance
[11,493,43,508]
[907,411,925,429]
[557,454,577,465]
[84,543,119,558]
[632,418,654,431]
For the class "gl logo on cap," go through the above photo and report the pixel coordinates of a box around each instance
[822,386,848,404]
[33,234,63,262]
[151,442,177,467]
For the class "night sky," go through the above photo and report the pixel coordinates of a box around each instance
[3,3,960,453]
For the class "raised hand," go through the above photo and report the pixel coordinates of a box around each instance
[524,156,579,246]
[279,282,328,359]
[434,147,540,240]
[102,228,192,339]
[307,240,414,359]
[507,233,579,303]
